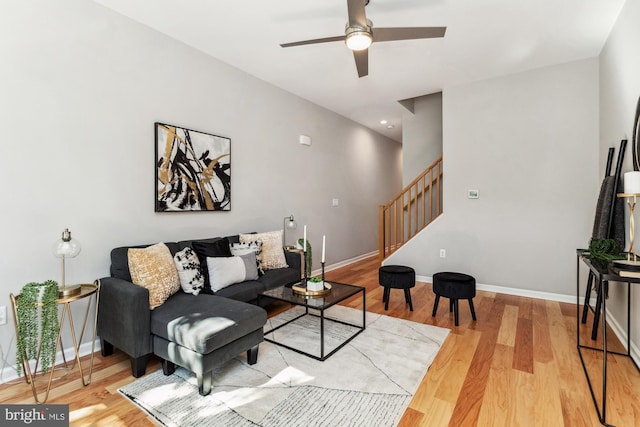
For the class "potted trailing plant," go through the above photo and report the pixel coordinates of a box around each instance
[16,280,59,376]
[297,238,312,277]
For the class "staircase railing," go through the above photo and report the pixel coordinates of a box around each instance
[378,156,443,262]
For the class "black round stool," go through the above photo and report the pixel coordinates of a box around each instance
[379,265,415,311]
[432,272,477,326]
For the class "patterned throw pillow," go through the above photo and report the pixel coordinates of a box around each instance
[173,247,205,295]
[128,242,180,309]
[239,231,288,270]
[230,240,263,273]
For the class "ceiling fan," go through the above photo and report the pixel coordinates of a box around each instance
[280,0,446,78]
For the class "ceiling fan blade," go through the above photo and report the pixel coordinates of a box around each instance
[280,35,346,48]
[373,27,446,42]
[353,49,368,78]
[347,0,368,28]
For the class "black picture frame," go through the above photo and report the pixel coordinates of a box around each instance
[155,122,231,212]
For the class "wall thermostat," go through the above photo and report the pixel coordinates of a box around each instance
[468,189,479,199]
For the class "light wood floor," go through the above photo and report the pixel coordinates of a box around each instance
[1,256,640,426]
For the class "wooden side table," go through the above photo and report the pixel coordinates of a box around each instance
[9,282,100,403]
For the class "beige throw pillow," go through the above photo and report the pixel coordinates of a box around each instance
[239,230,288,270]
[128,242,180,309]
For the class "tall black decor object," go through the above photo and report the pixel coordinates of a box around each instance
[607,139,626,243]
[605,147,615,176]
[584,139,627,340]
[633,96,640,171]
[582,140,627,333]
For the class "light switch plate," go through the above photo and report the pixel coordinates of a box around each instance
[299,135,312,146]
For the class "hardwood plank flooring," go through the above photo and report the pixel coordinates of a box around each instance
[1,255,639,426]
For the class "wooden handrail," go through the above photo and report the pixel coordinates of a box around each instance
[379,156,443,262]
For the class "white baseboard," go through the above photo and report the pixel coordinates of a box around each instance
[416,275,581,304]
[0,339,101,384]
[603,307,640,367]
[311,251,377,276]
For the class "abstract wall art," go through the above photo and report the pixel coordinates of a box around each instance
[155,122,231,212]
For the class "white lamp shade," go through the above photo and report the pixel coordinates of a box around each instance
[624,171,640,194]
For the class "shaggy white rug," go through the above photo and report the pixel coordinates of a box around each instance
[119,305,449,427]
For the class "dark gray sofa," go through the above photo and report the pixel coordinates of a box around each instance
[97,235,301,395]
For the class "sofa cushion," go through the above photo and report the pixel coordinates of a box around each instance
[206,253,259,292]
[258,267,300,291]
[174,247,205,295]
[192,237,233,259]
[240,231,288,270]
[128,243,181,309]
[177,237,224,251]
[213,280,265,302]
[225,234,241,245]
[150,293,267,354]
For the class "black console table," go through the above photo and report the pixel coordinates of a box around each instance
[576,249,640,426]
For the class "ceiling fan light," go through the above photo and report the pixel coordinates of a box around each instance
[345,31,372,51]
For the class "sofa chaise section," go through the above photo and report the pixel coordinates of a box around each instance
[97,235,301,386]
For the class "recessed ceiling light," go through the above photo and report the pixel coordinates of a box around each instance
[387,125,394,129]
[380,120,388,125]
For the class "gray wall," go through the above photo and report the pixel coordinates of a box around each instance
[401,93,443,186]
[387,58,599,298]
[599,0,640,357]
[0,0,401,372]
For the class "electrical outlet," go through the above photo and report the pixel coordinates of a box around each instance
[0,306,6,325]
[332,198,339,207]
[440,249,446,258]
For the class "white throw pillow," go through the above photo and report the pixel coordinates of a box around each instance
[173,247,205,295]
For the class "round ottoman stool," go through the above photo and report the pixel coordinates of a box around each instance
[379,265,416,311]
[432,272,477,326]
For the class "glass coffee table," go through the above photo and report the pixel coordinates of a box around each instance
[258,281,366,361]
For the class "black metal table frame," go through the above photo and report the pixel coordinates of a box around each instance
[576,250,640,427]
[258,283,366,361]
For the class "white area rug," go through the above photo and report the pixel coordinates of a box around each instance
[119,305,449,427]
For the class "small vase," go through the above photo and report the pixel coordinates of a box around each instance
[307,280,324,292]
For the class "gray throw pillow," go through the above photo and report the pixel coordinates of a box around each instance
[206,253,259,292]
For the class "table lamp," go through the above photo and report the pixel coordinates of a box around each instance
[52,228,82,297]
[283,214,297,249]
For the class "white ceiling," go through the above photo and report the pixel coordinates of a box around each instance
[94,0,625,142]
